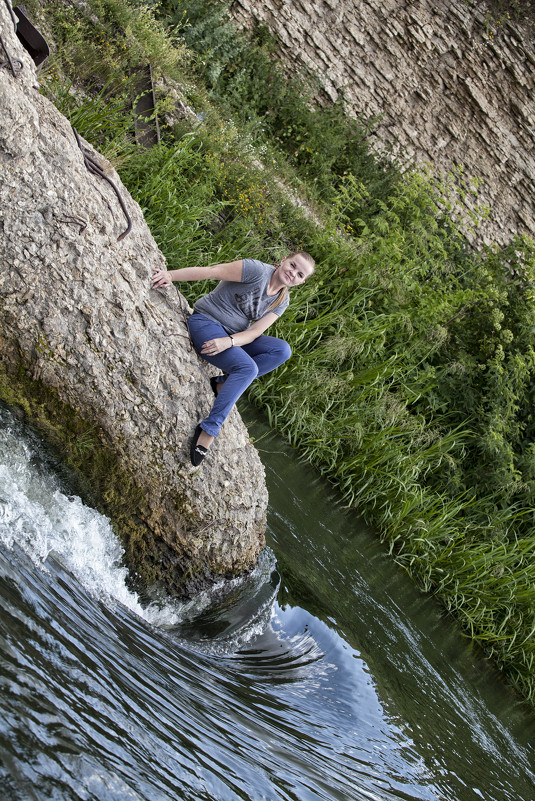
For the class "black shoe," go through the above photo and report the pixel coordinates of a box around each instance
[190,424,209,466]
[210,375,226,398]
[209,377,220,398]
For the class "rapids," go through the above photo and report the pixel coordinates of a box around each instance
[1,403,534,800]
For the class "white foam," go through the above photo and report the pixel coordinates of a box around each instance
[0,408,278,644]
[0,410,182,626]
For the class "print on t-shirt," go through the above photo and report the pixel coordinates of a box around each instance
[234,289,264,321]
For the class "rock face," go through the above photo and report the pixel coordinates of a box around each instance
[0,4,267,596]
[231,0,535,245]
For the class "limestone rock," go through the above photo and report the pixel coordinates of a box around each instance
[0,3,268,597]
[231,0,535,246]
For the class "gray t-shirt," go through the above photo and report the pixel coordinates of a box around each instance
[193,258,289,334]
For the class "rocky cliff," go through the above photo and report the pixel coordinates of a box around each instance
[231,0,534,245]
[0,3,267,597]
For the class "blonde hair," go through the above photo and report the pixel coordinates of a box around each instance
[267,251,315,311]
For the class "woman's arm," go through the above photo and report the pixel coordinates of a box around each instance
[151,260,243,289]
[200,313,279,356]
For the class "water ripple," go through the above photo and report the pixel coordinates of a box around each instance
[2,404,535,801]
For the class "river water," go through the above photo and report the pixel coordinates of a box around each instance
[1,401,534,801]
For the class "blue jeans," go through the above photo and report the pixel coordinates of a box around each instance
[187,313,291,437]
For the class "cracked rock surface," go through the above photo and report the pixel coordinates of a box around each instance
[232,0,535,245]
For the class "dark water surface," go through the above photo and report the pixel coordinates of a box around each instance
[1,403,534,801]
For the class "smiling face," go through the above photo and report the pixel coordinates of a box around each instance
[277,254,315,288]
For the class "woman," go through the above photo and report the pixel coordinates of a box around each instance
[151,253,315,465]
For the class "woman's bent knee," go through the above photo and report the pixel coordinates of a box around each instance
[279,341,291,362]
[269,339,291,365]
[237,360,259,383]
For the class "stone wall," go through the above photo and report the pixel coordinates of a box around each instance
[230,0,535,245]
[0,2,267,597]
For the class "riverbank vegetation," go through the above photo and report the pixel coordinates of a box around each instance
[26,0,535,703]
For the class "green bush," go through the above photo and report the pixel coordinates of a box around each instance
[34,0,188,86]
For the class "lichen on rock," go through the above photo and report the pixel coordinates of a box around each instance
[0,3,268,597]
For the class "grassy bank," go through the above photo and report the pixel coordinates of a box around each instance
[24,0,535,702]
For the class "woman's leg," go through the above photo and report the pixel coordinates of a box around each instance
[200,351,258,436]
[188,315,259,437]
[241,334,291,376]
[202,335,291,435]
[188,316,292,440]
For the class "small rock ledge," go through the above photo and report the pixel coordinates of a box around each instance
[0,5,267,597]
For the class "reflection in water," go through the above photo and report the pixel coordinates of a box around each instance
[0,402,534,801]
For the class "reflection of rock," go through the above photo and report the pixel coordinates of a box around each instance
[0,3,267,597]
[231,0,535,245]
